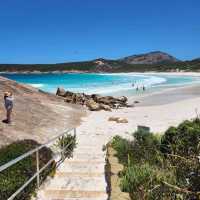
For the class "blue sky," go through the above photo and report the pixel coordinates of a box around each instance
[0,0,199,64]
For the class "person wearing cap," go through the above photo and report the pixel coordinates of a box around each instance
[3,92,14,124]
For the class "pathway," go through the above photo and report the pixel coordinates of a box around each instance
[36,127,110,200]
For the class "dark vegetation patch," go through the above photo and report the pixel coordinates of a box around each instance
[0,140,55,200]
[111,118,200,200]
[0,58,200,72]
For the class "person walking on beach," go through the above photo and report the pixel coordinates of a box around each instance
[3,92,14,124]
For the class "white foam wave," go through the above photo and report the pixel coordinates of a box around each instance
[28,84,44,88]
[98,72,147,78]
[65,75,167,95]
[136,76,167,87]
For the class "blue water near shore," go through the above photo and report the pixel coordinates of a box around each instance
[1,73,200,96]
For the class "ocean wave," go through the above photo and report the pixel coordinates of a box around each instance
[136,76,167,87]
[98,72,147,78]
[28,84,44,88]
[65,75,167,94]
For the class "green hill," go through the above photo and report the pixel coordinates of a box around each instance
[0,52,200,73]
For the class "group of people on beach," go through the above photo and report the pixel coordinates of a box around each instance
[132,83,146,91]
[2,91,14,124]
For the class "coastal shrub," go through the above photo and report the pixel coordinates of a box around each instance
[111,131,162,166]
[133,130,162,166]
[110,119,200,200]
[160,118,200,195]
[0,140,55,200]
[120,163,155,199]
[161,118,200,156]
[55,133,77,159]
[111,135,134,165]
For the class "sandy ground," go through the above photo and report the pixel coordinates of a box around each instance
[77,82,200,145]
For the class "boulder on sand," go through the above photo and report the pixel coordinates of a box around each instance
[100,104,112,111]
[108,117,120,122]
[116,118,128,123]
[91,94,101,102]
[117,96,128,103]
[86,100,101,111]
[64,96,73,103]
[56,87,66,97]
[56,88,131,111]
[108,117,128,123]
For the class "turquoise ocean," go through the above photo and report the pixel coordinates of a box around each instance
[1,73,200,96]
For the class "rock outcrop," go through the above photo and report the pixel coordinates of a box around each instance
[0,76,86,147]
[56,88,132,111]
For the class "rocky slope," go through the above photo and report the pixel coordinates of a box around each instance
[0,76,86,147]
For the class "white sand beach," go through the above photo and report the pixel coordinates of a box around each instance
[38,77,200,200]
[78,82,200,143]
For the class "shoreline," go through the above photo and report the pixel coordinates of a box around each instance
[1,71,200,97]
[0,71,200,76]
[1,72,200,105]
[129,83,200,106]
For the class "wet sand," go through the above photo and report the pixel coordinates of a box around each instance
[133,84,200,106]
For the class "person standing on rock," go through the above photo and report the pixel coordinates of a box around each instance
[3,92,14,124]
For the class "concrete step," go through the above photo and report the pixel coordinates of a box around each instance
[43,190,107,200]
[49,198,106,200]
[55,172,104,178]
[70,153,105,162]
[58,161,105,173]
[73,148,105,155]
[45,176,106,191]
[46,198,107,200]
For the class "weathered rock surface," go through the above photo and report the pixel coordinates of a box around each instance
[0,76,86,147]
[86,100,101,111]
[56,87,132,111]
[108,117,128,123]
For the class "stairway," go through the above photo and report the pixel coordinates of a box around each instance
[36,131,108,200]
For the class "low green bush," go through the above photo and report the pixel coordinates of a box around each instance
[133,130,162,166]
[120,163,155,199]
[111,119,200,200]
[111,135,133,165]
[161,118,200,156]
[0,140,55,200]
[55,134,77,159]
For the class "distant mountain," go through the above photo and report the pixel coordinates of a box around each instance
[0,51,200,72]
[120,51,179,64]
[191,58,200,62]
